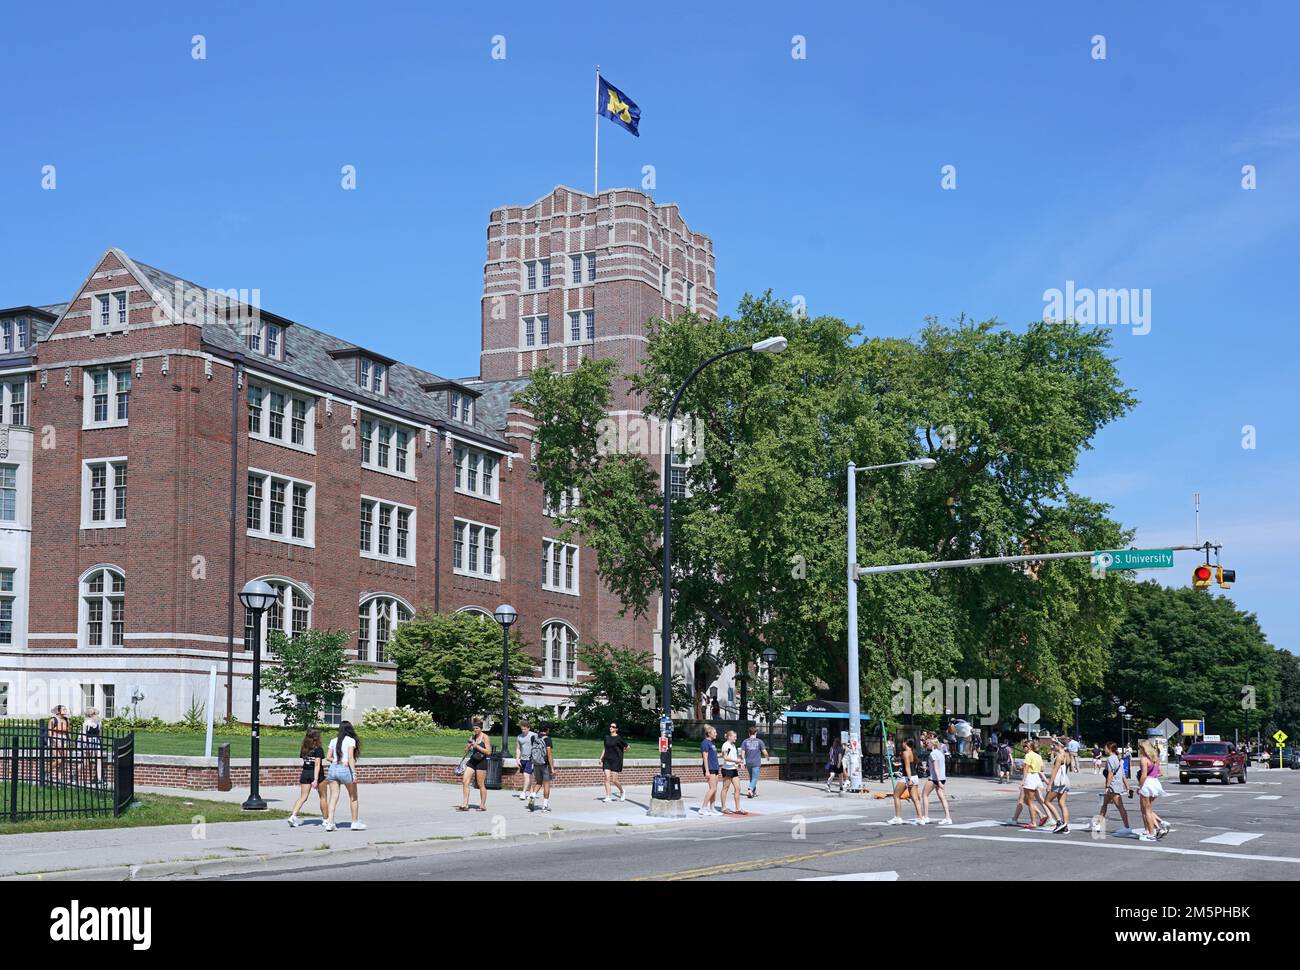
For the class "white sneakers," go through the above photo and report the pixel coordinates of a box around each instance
[937,818,953,825]
[603,795,615,803]
[323,821,336,832]
[351,821,367,831]
[887,816,906,825]
[287,816,301,827]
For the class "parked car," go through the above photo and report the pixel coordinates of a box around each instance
[1178,741,1247,784]
[1277,748,1300,770]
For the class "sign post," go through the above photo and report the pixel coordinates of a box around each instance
[1274,730,1288,769]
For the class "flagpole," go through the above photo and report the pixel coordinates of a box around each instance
[594,65,600,195]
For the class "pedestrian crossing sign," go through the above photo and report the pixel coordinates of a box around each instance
[1274,730,1288,746]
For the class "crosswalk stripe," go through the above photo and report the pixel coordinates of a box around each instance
[942,833,1300,864]
[1255,795,1282,801]
[1201,832,1262,846]
[799,870,899,881]
[788,814,867,824]
[1193,793,1225,799]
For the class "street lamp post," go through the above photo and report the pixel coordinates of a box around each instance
[762,646,778,751]
[1072,697,1082,740]
[654,336,787,815]
[238,579,279,811]
[493,605,518,778]
[846,456,937,791]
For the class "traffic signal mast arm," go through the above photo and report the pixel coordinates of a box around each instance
[853,545,1211,579]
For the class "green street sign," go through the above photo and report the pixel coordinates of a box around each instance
[1096,548,1175,570]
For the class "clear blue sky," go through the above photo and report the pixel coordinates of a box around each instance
[4,2,1297,651]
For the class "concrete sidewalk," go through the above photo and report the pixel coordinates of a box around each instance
[0,774,1024,880]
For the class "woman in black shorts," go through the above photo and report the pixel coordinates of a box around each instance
[288,728,329,826]
[459,717,491,811]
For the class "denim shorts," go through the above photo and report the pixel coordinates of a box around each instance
[327,764,354,785]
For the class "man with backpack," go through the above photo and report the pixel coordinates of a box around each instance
[515,719,539,801]
[997,739,1014,783]
[526,723,555,812]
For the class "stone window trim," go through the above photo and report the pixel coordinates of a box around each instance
[80,457,128,530]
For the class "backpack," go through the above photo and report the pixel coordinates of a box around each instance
[531,735,549,766]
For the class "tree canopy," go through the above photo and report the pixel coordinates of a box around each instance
[386,610,538,728]
[518,295,1137,725]
[1078,580,1283,742]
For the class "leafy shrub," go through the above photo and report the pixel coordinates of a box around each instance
[359,706,440,733]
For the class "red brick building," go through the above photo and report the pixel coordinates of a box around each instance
[0,186,727,726]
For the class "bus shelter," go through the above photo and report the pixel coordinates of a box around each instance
[781,699,887,782]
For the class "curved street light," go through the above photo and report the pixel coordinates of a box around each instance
[654,336,787,813]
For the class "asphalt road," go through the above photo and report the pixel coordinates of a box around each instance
[219,767,1300,881]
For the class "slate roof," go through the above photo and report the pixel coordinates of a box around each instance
[125,256,509,445]
[464,377,532,434]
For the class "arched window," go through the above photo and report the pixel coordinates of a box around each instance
[244,578,312,650]
[358,595,412,663]
[456,606,493,624]
[543,621,578,682]
[80,566,124,647]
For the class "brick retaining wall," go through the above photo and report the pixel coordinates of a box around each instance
[134,755,784,791]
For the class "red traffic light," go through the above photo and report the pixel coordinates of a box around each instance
[1193,564,1213,589]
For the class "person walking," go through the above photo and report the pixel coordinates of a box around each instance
[80,707,103,785]
[288,727,330,827]
[458,717,491,812]
[528,722,555,812]
[47,705,71,782]
[1172,741,1183,765]
[1137,740,1170,841]
[1044,737,1072,834]
[699,724,721,816]
[1067,736,1080,773]
[1095,741,1133,833]
[922,736,953,824]
[720,729,745,814]
[324,721,365,832]
[600,722,628,802]
[515,719,539,801]
[997,738,1014,784]
[740,726,768,798]
[1092,744,1103,773]
[888,738,926,825]
[1009,739,1049,828]
[824,736,845,792]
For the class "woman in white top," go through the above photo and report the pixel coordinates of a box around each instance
[1043,737,1072,834]
[324,721,365,832]
[922,737,952,824]
[719,730,744,815]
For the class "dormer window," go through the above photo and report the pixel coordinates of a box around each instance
[2,318,30,353]
[450,391,473,424]
[358,358,386,394]
[246,320,285,360]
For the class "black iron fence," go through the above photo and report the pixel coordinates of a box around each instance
[1,720,135,821]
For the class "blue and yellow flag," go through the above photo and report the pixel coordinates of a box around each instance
[597,76,640,137]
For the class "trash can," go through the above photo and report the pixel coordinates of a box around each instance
[484,752,504,790]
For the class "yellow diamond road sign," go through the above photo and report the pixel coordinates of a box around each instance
[1274,730,1288,746]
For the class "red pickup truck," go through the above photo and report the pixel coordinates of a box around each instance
[1178,741,1248,784]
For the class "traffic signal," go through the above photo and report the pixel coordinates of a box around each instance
[1216,565,1235,588]
[1192,564,1213,590]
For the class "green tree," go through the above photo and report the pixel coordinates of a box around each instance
[519,297,1135,723]
[386,610,538,728]
[1270,648,1300,738]
[258,629,370,730]
[567,642,692,737]
[1079,580,1280,741]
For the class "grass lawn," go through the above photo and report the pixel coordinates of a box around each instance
[134,731,674,762]
[0,790,289,836]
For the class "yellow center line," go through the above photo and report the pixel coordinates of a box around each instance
[631,836,921,882]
